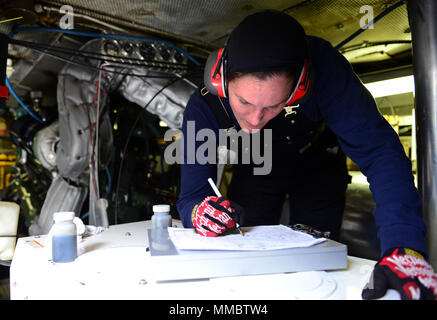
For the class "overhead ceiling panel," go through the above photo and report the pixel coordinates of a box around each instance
[38,0,409,48]
[2,0,412,73]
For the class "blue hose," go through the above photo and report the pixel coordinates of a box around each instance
[5,76,44,124]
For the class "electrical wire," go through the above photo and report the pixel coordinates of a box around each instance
[5,47,175,126]
[85,96,98,199]
[9,39,187,78]
[6,27,199,122]
[105,167,112,197]
[93,66,127,204]
[8,31,199,223]
[90,63,197,213]
[86,62,105,225]
[89,63,105,202]
[9,27,201,67]
[113,75,182,225]
[9,38,191,73]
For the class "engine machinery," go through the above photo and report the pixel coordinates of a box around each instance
[5,28,199,235]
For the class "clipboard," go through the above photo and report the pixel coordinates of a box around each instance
[147,228,347,281]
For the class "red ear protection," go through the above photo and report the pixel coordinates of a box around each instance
[204,48,228,98]
[285,59,311,106]
[204,48,313,105]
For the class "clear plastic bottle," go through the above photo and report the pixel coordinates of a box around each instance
[151,205,172,250]
[152,205,172,230]
[51,211,77,263]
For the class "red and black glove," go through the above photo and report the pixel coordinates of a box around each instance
[192,196,242,237]
[362,248,437,300]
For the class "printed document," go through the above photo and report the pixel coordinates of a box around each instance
[168,225,326,251]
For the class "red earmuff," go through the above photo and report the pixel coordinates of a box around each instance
[204,49,312,104]
[285,59,310,106]
[204,48,227,98]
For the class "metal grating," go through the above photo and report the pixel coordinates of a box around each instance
[37,0,409,46]
[2,0,412,68]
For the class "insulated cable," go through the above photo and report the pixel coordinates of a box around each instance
[9,38,191,73]
[113,75,182,224]
[9,27,201,67]
[9,39,186,78]
[6,27,201,122]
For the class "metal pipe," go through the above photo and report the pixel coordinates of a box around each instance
[39,1,215,52]
[407,0,437,268]
[41,5,130,33]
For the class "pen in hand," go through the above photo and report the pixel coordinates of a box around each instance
[207,178,244,236]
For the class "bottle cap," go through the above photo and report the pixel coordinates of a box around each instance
[153,204,170,213]
[53,211,75,222]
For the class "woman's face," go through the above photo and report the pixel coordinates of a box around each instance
[228,74,294,133]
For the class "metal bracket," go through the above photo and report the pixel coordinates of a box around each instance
[290,224,331,239]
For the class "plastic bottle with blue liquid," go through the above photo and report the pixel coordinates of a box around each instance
[51,211,77,263]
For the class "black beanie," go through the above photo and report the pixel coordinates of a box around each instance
[226,10,308,75]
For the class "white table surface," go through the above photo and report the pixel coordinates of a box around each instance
[9,220,400,300]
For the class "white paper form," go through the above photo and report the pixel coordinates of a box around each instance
[168,225,326,251]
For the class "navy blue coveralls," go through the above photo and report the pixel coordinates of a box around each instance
[176,36,428,256]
